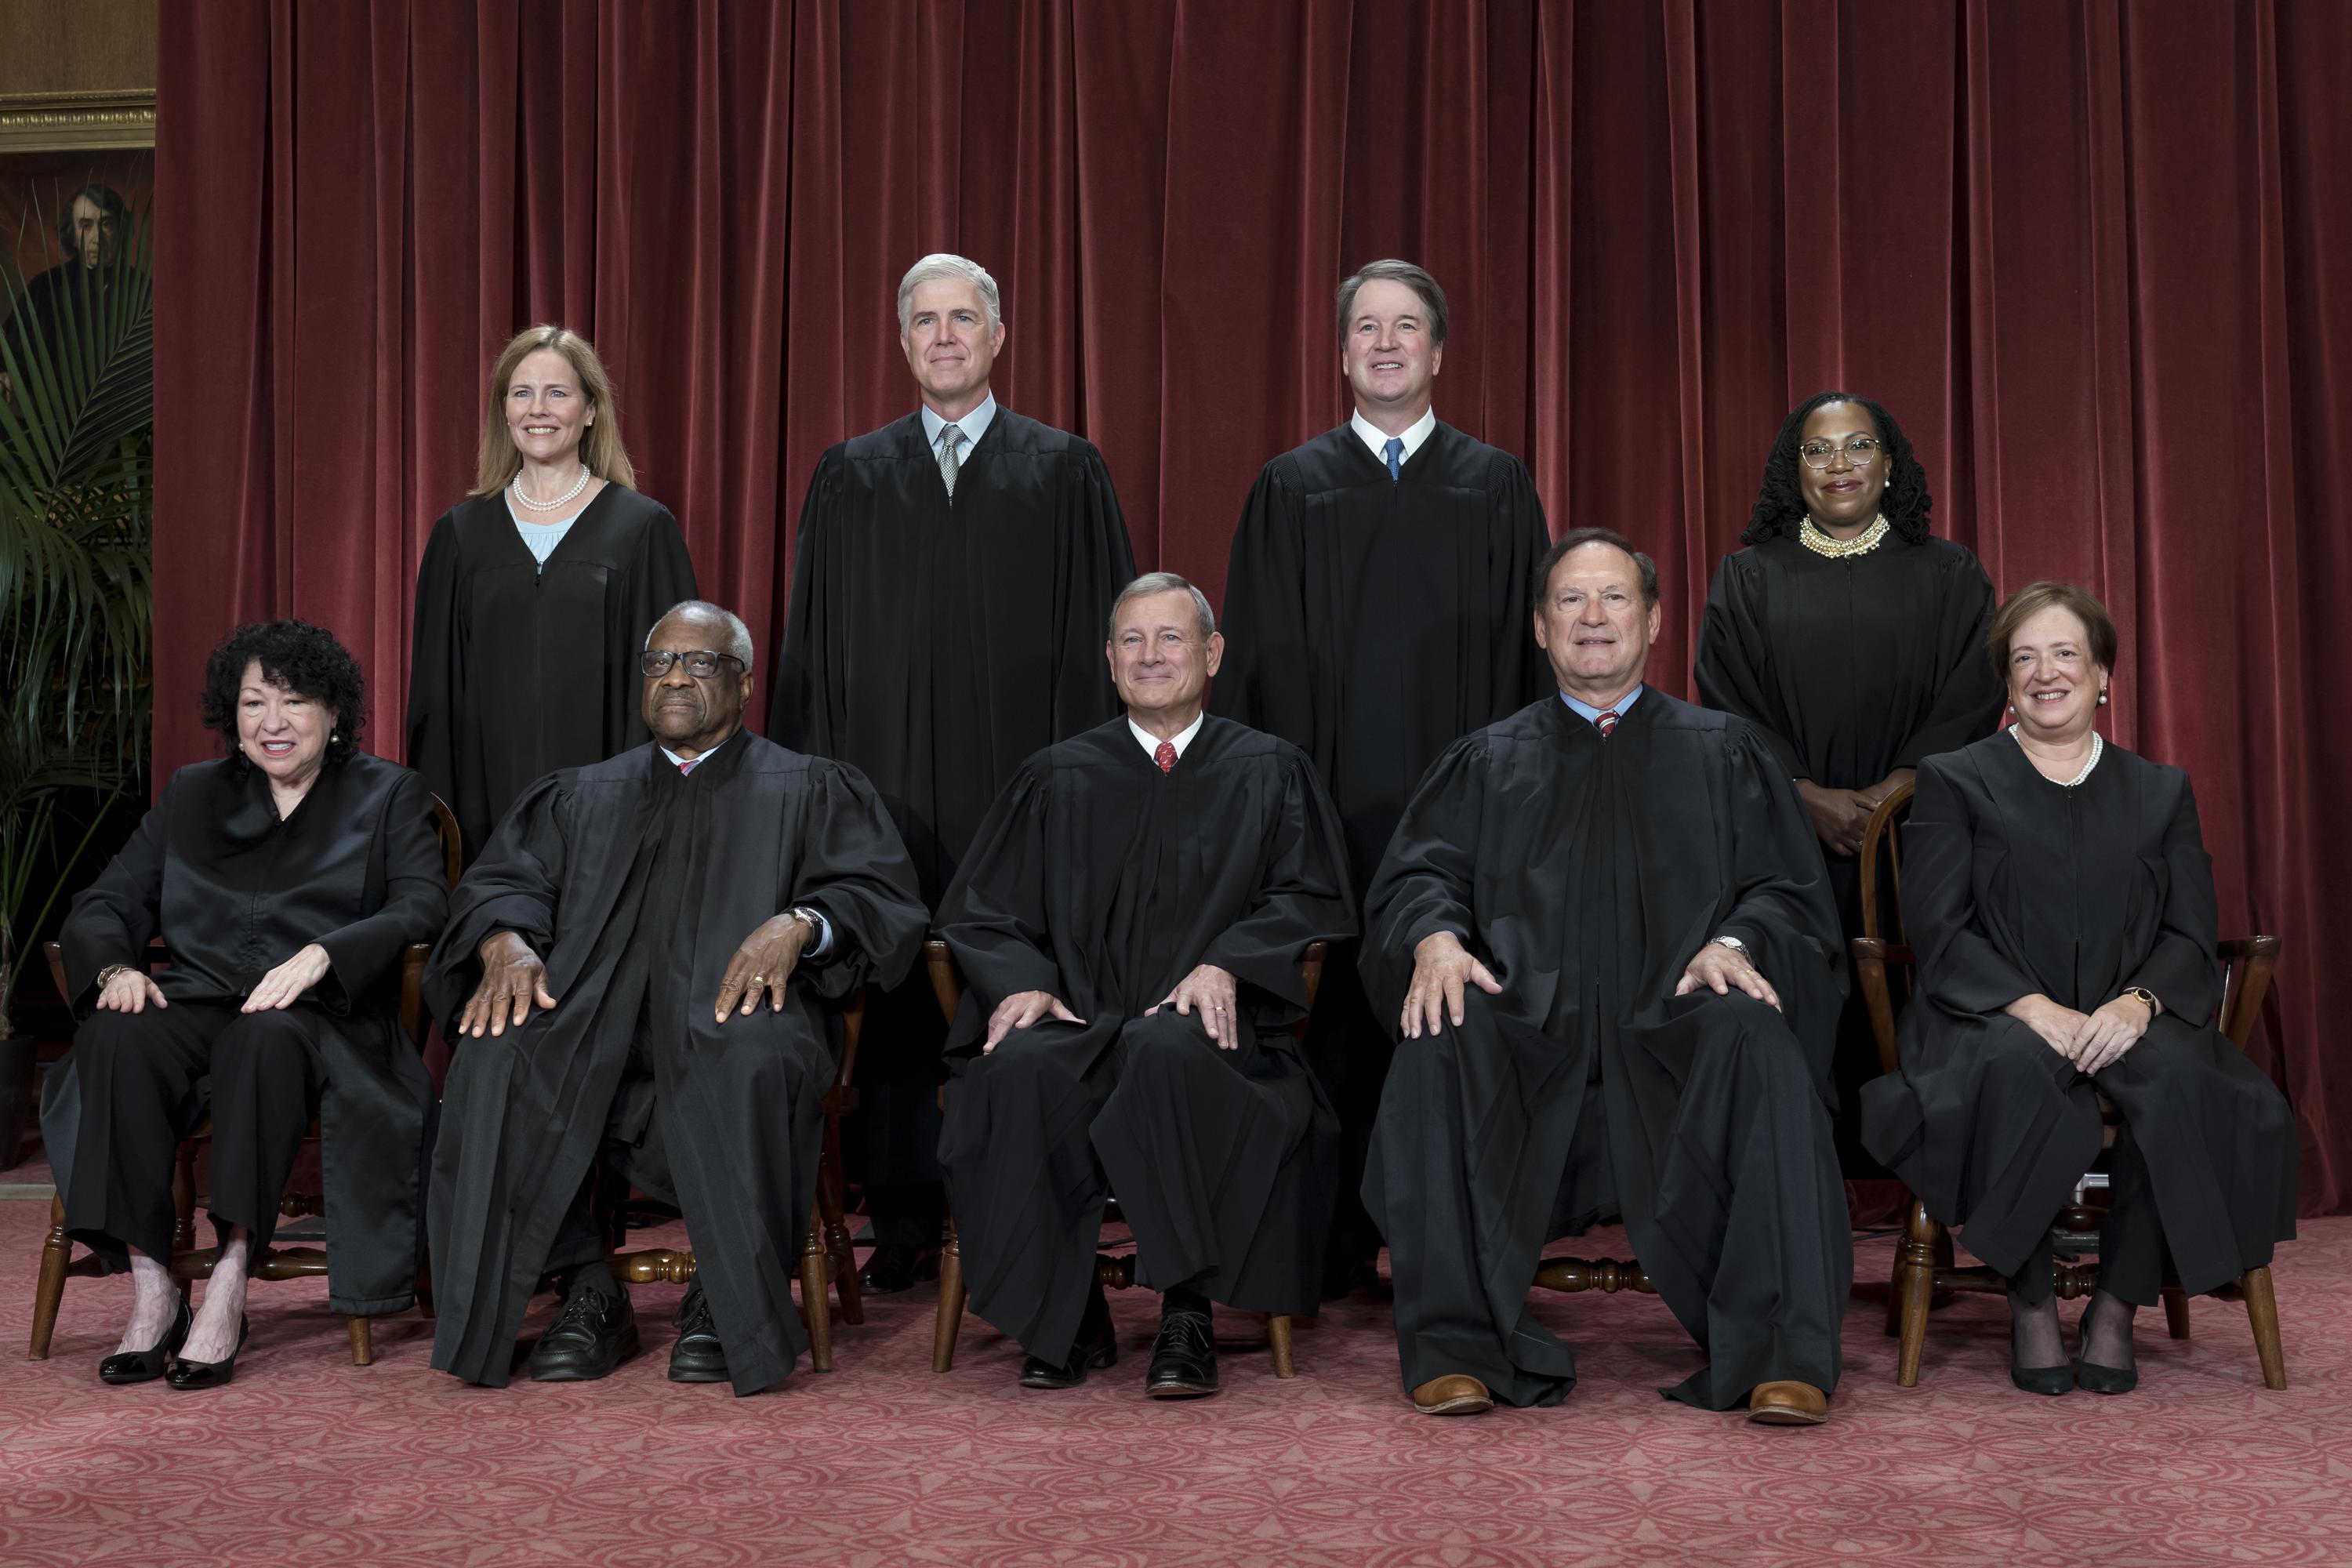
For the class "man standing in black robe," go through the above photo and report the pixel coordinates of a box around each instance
[771,252,1136,1292]
[1366,528,1850,1425]
[1211,260,1552,1296]
[427,601,927,1396]
[937,573,1354,1397]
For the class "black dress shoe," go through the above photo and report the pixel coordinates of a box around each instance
[1019,1295,1116,1390]
[667,1281,729,1384]
[1320,1252,1381,1302]
[526,1287,640,1382]
[165,1315,249,1391]
[2075,1358,2139,1395]
[1145,1310,1220,1399]
[100,1298,191,1386]
[2009,1321,2074,1396]
[858,1243,940,1295]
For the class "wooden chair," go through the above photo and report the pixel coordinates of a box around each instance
[597,986,869,1372]
[29,793,463,1367]
[1852,931,2288,1389]
[926,938,1330,1379]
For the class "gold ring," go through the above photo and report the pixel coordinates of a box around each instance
[751,974,765,983]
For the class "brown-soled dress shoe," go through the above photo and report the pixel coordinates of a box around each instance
[1410,1374,1494,1416]
[1746,1379,1828,1425]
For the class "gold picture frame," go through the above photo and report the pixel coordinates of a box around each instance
[0,89,155,154]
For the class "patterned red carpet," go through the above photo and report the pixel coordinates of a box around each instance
[1,1169,2343,1568]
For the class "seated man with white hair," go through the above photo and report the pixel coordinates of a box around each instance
[426,600,929,1396]
[937,573,1355,1399]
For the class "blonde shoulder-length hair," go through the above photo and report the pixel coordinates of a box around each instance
[471,325,638,498]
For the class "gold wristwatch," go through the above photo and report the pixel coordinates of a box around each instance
[2123,985,2161,1017]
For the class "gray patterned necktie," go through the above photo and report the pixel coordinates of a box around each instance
[938,423,965,499]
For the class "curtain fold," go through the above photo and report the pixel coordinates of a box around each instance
[153,0,2352,1208]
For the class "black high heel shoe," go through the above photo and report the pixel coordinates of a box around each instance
[99,1298,192,1385]
[2074,1296,2140,1395]
[2009,1319,2074,1396]
[165,1314,249,1391]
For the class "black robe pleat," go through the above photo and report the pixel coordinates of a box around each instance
[406,485,696,862]
[769,407,1136,1194]
[423,734,927,1394]
[41,755,447,1313]
[1362,693,1852,1410]
[1694,533,2003,1171]
[1209,420,1552,1258]
[1859,737,2296,1296]
[934,717,1356,1364]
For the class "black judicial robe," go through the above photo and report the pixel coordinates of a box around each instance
[407,485,695,862]
[1210,421,1552,1247]
[423,734,927,1395]
[1694,533,2002,1167]
[770,407,1136,1190]
[1860,738,2295,1292]
[935,717,1356,1364]
[1363,692,1850,1410]
[42,755,446,1314]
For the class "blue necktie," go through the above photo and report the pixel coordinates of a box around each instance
[1384,436,1404,481]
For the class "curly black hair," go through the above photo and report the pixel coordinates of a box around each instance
[1740,390,1933,546]
[200,619,367,771]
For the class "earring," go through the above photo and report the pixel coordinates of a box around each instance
[2097,691,2109,706]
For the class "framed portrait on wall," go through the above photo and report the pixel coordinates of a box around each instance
[0,89,154,415]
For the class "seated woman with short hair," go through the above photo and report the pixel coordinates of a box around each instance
[44,620,448,1388]
[1861,581,2296,1396]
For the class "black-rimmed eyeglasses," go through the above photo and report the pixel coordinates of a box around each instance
[641,648,745,678]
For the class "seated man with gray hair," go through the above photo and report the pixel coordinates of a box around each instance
[426,601,928,1395]
[937,573,1355,1398]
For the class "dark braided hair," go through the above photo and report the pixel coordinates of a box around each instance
[1740,390,1933,546]
[201,619,367,772]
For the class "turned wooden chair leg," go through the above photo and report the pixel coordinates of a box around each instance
[817,1156,862,1327]
[2238,1266,2287,1390]
[932,1218,967,1374]
[347,1315,373,1366]
[1882,1240,1907,1337]
[1269,1313,1295,1378]
[29,1194,73,1359]
[797,1213,833,1372]
[1894,1200,1939,1388]
[2161,1283,2193,1340]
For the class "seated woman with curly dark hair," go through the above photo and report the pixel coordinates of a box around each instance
[42,620,448,1388]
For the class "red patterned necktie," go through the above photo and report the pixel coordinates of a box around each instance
[1595,710,1620,738]
[678,757,700,775]
[1154,739,1177,774]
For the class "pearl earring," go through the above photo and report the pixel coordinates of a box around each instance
[2097,691,2108,706]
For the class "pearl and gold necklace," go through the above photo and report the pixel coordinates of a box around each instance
[1798,513,1890,559]
[511,464,591,512]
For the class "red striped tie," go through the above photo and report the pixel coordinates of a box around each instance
[1155,740,1177,774]
[678,757,700,775]
[1595,710,1620,737]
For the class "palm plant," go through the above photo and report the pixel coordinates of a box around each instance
[0,194,154,1040]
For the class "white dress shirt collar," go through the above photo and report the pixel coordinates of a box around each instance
[922,394,998,454]
[1351,406,1438,468]
[1129,710,1205,760]
[659,730,737,770]
[1559,684,1645,728]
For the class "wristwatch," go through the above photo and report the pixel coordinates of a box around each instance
[93,963,135,991]
[2123,985,2161,1017]
[1709,935,1748,957]
[787,906,825,951]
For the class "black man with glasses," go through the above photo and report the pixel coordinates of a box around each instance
[1695,392,2004,1175]
[426,601,927,1396]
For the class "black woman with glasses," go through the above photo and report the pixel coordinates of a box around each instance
[1695,392,2004,1173]
[408,325,696,864]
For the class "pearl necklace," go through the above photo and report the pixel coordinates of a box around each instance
[1798,513,1891,559]
[2009,724,2103,786]
[511,464,591,512]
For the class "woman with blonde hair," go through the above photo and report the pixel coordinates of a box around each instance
[408,325,695,859]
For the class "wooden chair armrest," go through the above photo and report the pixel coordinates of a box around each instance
[924,939,962,1026]
[1847,936,1915,1076]
[2216,934,2281,1054]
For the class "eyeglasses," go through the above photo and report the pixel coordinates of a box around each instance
[1798,437,1883,470]
[1115,630,1198,652]
[640,648,744,679]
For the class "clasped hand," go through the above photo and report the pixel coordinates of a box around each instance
[1145,964,1243,1048]
[2005,992,2151,1075]
[1674,942,1781,1011]
[1400,931,1502,1039]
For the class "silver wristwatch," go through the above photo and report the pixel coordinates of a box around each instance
[788,906,824,948]
[1709,935,1748,956]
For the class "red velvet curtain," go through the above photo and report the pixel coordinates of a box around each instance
[153,1,2352,1209]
